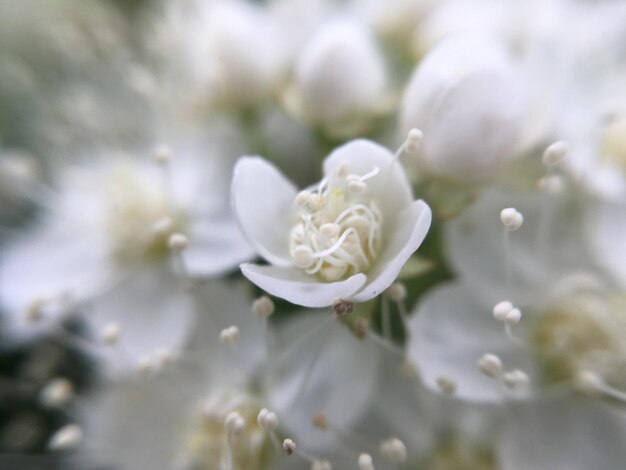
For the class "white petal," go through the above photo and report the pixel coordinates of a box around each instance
[408,282,535,402]
[240,263,365,307]
[323,139,413,213]
[0,220,110,339]
[84,366,204,470]
[187,279,265,384]
[183,216,255,277]
[353,200,431,302]
[231,157,296,266]
[85,266,194,370]
[446,188,594,306]
[500,398,626,470]
[267,311,382,452]
[586,199,626,288]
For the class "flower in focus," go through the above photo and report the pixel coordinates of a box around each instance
[232,139,432,307]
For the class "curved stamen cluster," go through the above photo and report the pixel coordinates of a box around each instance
[289,164,382,282]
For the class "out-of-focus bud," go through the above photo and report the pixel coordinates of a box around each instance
[400,34,526,181]
[292,20,387,129]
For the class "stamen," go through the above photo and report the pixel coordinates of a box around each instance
[500,208,524,231]
[492,301,514,321]
[574,370,626,403]
[358,453,375,470]
[311,460,333,470]
[220,325,240,344]
[101,322,121,346]
[40,378,74,407]
[502,369,530,390]
[478,353,504,378]
[436,376,457,395]
[252,295,275,318]
[48,424,82,451]
[290,166,382,282]
[542,141,567,166]
[282,438,296,456]
[257,408,279,432]
[380,437,407,464]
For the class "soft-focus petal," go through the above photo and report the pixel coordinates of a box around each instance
[353,199,431,301]
[183,216,254,277]
[268,311,382,452]
[231,157,297,266]
[499,398,626,470]
[322,139,413,213]
[408,282,535,402]
[446,188,595,305]
[85,266,194,371]
[586,199,626,288]
[240,263,366,307]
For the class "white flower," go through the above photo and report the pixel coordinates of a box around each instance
[232,139,432,307]
[84,280,383,469]
[289,20,387,132]
[164,0,286,108]
[0,147,254,361]
[400,33,526,181]
[407,188,616,402]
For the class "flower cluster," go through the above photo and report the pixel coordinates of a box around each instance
[1,0,626,469]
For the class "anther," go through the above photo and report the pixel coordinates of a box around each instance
[502,369,529,390]
[538,175,564,194]
[293,245,315,268]
[500,208,524,231]
[252,295,275,318]
[574,370,604,396]
[348,179,367,193]
[436,376,457,395]
[257,408,279,432]
[101,322,121,346]
[152,216,174,235]
[386,282,407,302]
[296,190,312,207]
[353,317,370,339]
[25,298,45,324]
[312,412,328,430]
[542,141,567,166]
[492,301,514,321]
[504,308,522,325]
[312,460,333,470]
[153,144,172,166]
[282,438,296,456]
[320,223,340,238]
[40,378,74,407]
[405,128,424,155]
[225,411,245,435]
[220,325,240,344]
[478,353,503,378]
[332,299,354,316]
[136,354,159,377]
[48,424,82,451]
[358,453,375,470]
[168,233,188,252]
[380,437,407,464]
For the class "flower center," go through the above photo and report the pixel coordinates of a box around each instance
[530,293,626,390]
[104,163,188,265]
[177,389,273,470]
[289,163,382,282]
[601,115,626,174]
